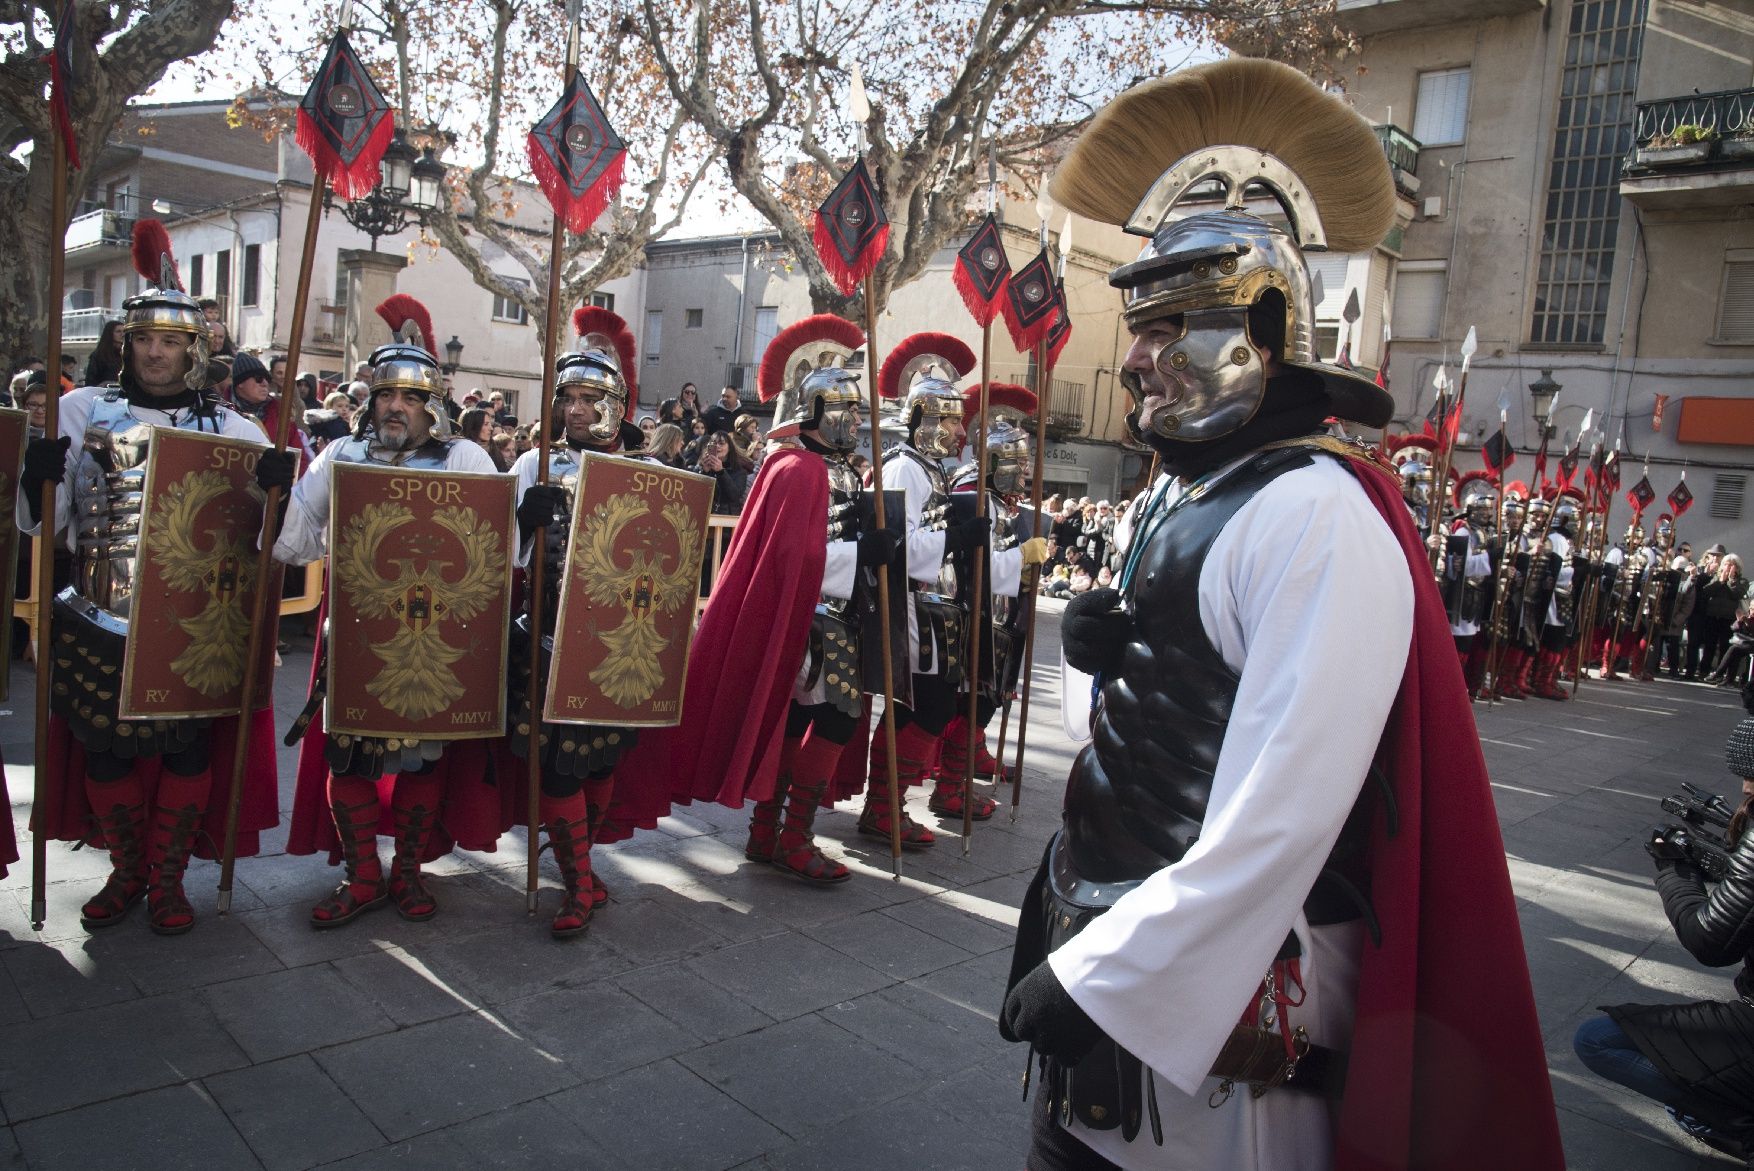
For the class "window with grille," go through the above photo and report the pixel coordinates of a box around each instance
[645,310,663,363]
[1413,68,1471,147]
[491,278,529,324]
[1392,262,1447,339]
[1530,0,1647,348]
[216,250,231,302]
[242,244,261,308]
[1717,259,1754,343]
[685,308,704,329]
[1712,474,1746,521]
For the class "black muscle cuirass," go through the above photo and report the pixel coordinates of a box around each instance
[1054,446,1317,904]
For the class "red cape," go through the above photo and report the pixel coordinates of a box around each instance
[601,447,827,841]
[1337,457,1563,1170]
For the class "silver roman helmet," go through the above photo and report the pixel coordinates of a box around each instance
[1552,488,1585,536]
[1456,472,1498,528]
[758,314,868,450]
[1049,58,1399,445]
[125,219,213,391]
[361,294,450,440]
[880,332,976,460]
[560,306,640,446]
[962,382,1038,497]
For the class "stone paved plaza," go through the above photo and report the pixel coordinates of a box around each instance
[0,604,1747,1169]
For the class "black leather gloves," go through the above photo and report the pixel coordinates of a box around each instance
[20,436,70,523]
[1000,961,1103,1065]
[516,483,569,542]
[254,449,297,494]
[1062,587,1134,677]
[943,515,991,556]
[857,528,902,568]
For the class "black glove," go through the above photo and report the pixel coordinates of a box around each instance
[942,515,991,556]
[20,435,70,524]
[1646,825,1692,863]
[517,484,569,542]
[1062,587,1133,677]
[254,449,297,494]
[999,961,1103,1065]
[857,527,901,568]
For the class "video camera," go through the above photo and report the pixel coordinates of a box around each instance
[1649,782,1736,882]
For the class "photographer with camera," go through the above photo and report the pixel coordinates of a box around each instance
[1573,717,1754,1161]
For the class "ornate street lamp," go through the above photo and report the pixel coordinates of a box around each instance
[442,335,465,375]
[1528,369,1561,437]
[326,130,445,250]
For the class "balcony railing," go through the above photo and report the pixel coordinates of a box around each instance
[1626,87,1754,172]
[64,208,136,252]
[61,307,118,343]
[1047,378,1085,437]
[1373,124,1423,199]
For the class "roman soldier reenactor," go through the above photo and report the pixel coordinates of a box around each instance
[262,296,503,929]
[610,315,901,885]
[1386,434,1437,531]
[995,58,1561,1170]
[858,333,993,843]
[1599,519,1647,680]
[939,384,1049,808]
[1484,482,1533,699]
[504,306,654,936]
[1444,471,1496,691]
[21,221,280,934]
[1528,487,1585,699]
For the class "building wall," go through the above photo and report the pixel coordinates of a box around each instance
[1327,0,1754,552]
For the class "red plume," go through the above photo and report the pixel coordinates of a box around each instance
[879,331,977,401]
[375,294,436,356]
[757,315,866,403]
[130,219,180,290]
[1453,469,1495,505]
[1504,480,1530,500]
[962,382,1036,422]
[572,305,639,400]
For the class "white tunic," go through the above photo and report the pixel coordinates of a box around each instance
[21,387,269,542]
[1447,522,1494,638]
[1049,454,1414,1171]
[273,437,498,565]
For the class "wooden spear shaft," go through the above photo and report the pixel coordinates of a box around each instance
[525,152,569,915]
[861,275,904,878]
[1008,333,1052,822]
[217,176,327,913]
[959,323,991,856]
[30,133,69,930]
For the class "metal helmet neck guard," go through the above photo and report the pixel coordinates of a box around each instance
[962,382,1038,497]
[1049,58,1398,447]
[563,306,639,446]
[124,219,212,391]
[881,333,976,460]
[362,294,449,442]
[1552,494,1582,535]
[1456,472,1497,528]
[1501,482,1530,531]
[758,314,868,450]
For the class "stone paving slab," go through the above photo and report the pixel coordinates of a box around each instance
[0,616,1748,1167]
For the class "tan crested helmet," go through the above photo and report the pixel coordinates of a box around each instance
[880,332,976,459]
[1050,58,1397,444]
[559,306,640,447]
[362,294,449,440]
[125,219,213,391]
[758,315,868,449]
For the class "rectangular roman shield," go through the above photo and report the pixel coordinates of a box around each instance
[543,455,713,727]
[326,461,515,740]
[0,408,25,699]
[120,428,273,719]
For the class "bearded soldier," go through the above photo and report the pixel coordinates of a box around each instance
[505,306,652,936]
[938,384,1048,801]
[261,296,501,929]
[1443,472,1496,692]
[614,315,901,884]
[20,221,279,935]
[995,59,1561,1170]
[860,333,993,844]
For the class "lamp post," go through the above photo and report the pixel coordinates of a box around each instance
[325,130,446,250]
[1528,368,1561,439]
[442,335,465,375]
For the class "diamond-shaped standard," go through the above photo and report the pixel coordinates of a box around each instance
[1627,475,1655,514]
[1667,479,1694,517]
[297,32,394,200]
[528,74,628,231]
[812,159,890,294]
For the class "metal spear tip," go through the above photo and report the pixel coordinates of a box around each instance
[1461,324,1479,360]
[1342,288,1362,324]
[850,62,871,122]
[216,888,232,916]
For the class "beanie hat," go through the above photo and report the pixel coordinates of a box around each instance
[229,352,270,385]
[1727,717,1754,779]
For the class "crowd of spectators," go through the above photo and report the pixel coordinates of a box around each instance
[1038,495,1126,598]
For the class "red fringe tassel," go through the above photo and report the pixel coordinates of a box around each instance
[297,108,395,203]
[952,262,1004,329]
[528,137,626,234]
[812,213,889,297]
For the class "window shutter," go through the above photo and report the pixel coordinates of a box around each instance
[1718,262,1754,343]
[1414,68,1471,146]
[1392,266,1447,339]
